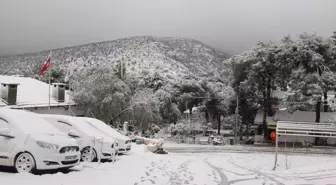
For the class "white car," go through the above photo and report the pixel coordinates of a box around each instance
[39,114,117,162]
[78,117,132,154]
[0,109,80,173]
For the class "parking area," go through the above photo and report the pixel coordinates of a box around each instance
[2,143,336,185]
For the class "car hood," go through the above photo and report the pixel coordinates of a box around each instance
[106,133,130,142]
[31,134,78,146]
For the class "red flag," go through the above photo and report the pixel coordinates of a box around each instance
[40,58,51,76]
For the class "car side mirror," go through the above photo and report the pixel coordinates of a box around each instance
[68,130,81,138]
[0,128,15,138]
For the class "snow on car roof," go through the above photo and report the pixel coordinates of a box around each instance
[0,75,76,108]
[0,108,63,135]
[40,114,113,139]
[79,117,130,140]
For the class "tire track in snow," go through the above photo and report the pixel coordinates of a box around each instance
[227,159,285,185]
[204,159,229,185]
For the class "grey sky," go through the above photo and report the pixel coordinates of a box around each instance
[0,0,335,55]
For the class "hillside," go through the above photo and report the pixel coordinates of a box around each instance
[0,36,230,84]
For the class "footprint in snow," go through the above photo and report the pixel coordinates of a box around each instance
[149,179,156,184]
[145,172,150,176]
[184,180,190,184]
[134,183,138,185]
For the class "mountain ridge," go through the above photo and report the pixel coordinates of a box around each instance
[0,36,231,86]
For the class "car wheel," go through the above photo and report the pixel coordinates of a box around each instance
[14,152,36,173]
[81,147,97,162]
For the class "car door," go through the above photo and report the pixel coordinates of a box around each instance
[0,117,13,165]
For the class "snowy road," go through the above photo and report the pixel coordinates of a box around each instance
[1,144,336,185]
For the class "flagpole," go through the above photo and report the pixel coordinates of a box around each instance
[68,81,71,116]
[66,61,72,116]
[48,51,52,112]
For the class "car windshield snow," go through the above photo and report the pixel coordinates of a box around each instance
[11,112,63,135]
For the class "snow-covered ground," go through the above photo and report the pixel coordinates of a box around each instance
[1,143,336,185]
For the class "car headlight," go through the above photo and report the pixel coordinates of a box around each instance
[111,142,118,148]
[36,141,59,150]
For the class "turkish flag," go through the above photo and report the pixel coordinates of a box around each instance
[40,58,51,76]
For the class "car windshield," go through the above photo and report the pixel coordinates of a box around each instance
[84,118,125,139]
[70,118,107,138]
[12,112,63,135]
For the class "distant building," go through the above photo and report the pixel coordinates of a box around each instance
[254,90,336,144]
[0,75,84,116]
[255,110,336,126]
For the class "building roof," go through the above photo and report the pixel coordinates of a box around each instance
[255,110,336,125]
[272,90,336,99]
[0,75,76,108]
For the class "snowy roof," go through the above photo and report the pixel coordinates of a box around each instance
[0,75,76,108]
[272,90,335,99]
[255,111,336,125]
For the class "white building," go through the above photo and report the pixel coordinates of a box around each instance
[0,75,84,116]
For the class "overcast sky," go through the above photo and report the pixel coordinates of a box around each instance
[0,0,336,55]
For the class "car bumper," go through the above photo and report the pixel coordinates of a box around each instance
[100,147,116,160]
[34,151,81,170]
[118,146,131,154]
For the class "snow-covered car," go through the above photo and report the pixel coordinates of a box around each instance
[39,114,117,162]
[0,109,80,173]
[77,117,132,154]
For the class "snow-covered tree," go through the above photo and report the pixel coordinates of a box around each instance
[72,68,132,124]
[130,88,162,131]
[155,89,181,124]
[287,33,336,122]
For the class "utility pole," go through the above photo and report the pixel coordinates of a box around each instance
[120,58,123,79]
[235,95,239,145]
[185,100,188,119]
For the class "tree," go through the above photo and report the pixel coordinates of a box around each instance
[287,33,336,122]
[114,58,127,79]
[72,68,132,124]
[202,78,234,134]
[228,51,261,132]
[173,78,206,114]
[130,88,162,130]
[155,89,181,124]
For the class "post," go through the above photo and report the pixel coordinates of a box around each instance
[273,131,278,170]
[48,51,52,112]
[235,95,238,145]
[48,65,51,112]
[68,83,71,116]
[89,138,95,164]
[112,141,116,164]
[98,138,103,166]
[185,100,188,119]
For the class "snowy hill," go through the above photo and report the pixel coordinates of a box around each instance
[0,36,230,83]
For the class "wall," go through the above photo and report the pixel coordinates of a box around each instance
[22,106,85,116]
